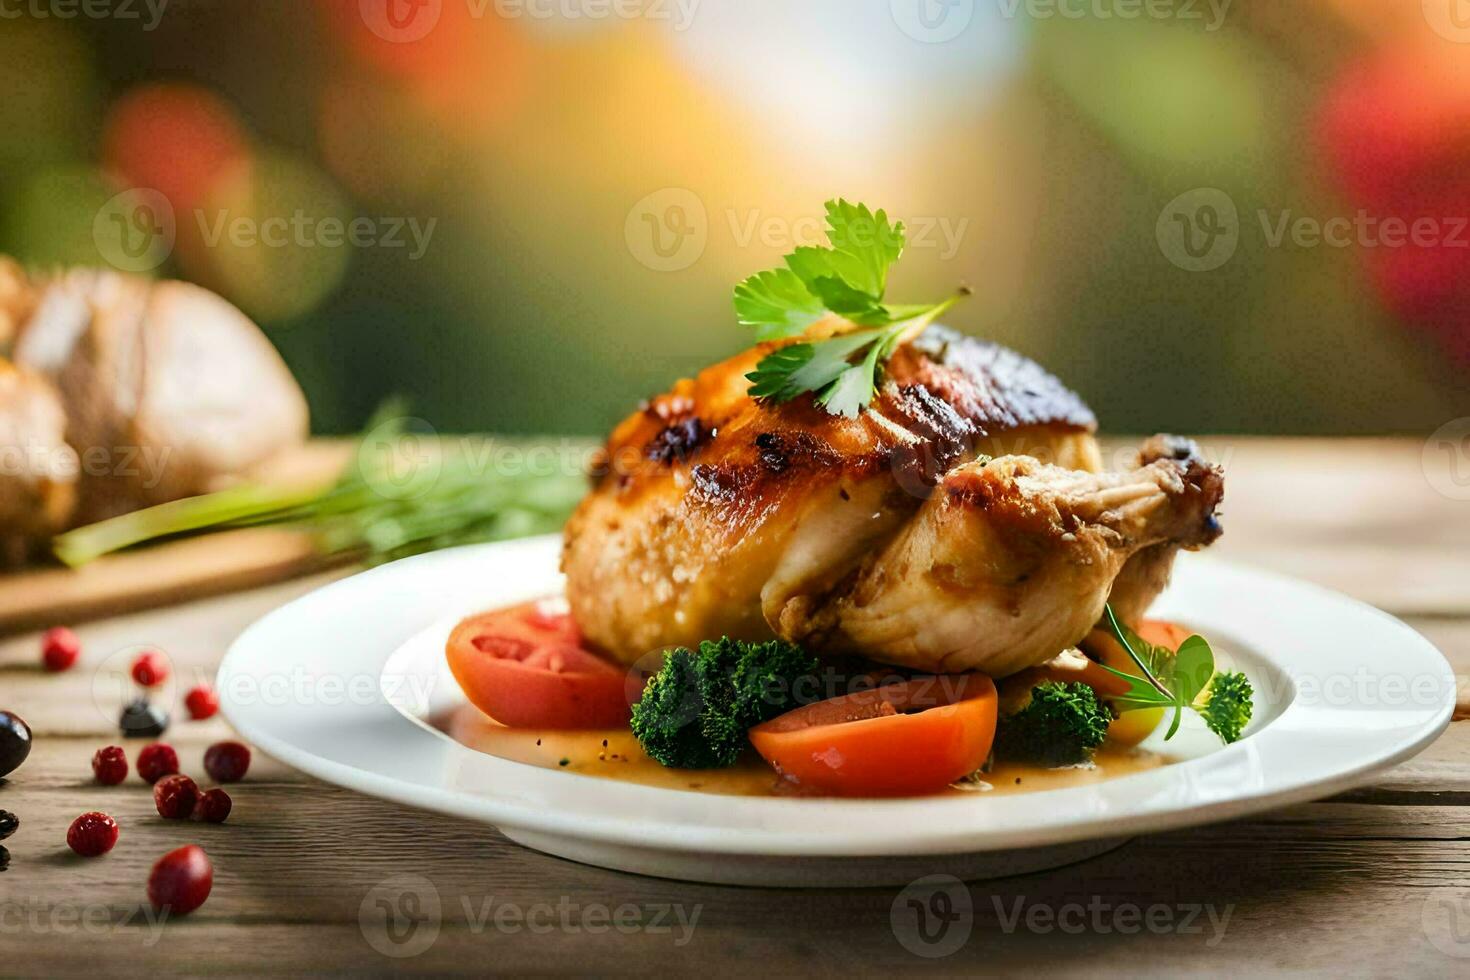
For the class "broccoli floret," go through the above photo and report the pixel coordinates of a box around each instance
[993,681,1111,767]
[630,637,817,769]
[1197,671,1253,744]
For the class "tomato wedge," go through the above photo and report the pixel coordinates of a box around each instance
[748,674,998,797]
[446,602,630,729]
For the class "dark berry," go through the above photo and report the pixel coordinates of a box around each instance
[92,746,128,785]
[120,698,168,738]
[130,650,169,688]
[0,711,31,778]
[0,810,16,840]
[203,741,250,783]
[0,845,9,871]
[184,685,219,721]
[153,775,199,820]
[147,845,212,915]
[67,812,119,857]
[41,626,80,672]
[193,788,232,824]
[136,743,179,784]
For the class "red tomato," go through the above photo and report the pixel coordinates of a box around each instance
[446,602,630,730]
[748,674,998,797]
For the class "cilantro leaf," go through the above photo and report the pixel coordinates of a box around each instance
[734,268,825,340]
[821,199,904,298]
[731,198,967,416]
[746,329,881,403]
[785,247,886,321]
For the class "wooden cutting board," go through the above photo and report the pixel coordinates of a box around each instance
[0,441,354,635]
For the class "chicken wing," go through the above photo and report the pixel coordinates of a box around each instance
[781,449,1223,676]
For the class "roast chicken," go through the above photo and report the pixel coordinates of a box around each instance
[562,324,1224,676]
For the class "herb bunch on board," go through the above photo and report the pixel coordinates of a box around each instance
[52,403,588,567]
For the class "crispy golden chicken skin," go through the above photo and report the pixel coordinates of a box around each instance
[562,325,1223,674]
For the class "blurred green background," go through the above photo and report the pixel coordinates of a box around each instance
[2,0,1466,436]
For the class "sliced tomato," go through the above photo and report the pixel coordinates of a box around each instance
[446,602,630,729]
[1081,619,1193,747]
[748,674,998,797]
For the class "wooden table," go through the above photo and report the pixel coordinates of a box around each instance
[3,437,1468,975]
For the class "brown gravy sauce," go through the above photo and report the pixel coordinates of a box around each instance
[438,705,1172,798]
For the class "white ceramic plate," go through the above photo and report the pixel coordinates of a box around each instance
[219,536,1454,886]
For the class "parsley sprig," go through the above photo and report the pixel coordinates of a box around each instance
[735,200,966,417]
[1099,605,1254,745]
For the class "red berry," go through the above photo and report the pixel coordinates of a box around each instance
[193,788,232,824]
[92,745,129,785]
[147,845,213,915]
[136,743,179,784]
[130,650,170,688]
[153,774,200,820]
[66,812,119,857]
[41,626,80,672]
[184,684,219,721]
[203,741,250,783]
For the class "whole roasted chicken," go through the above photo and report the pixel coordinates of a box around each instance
[563,325,1223,677]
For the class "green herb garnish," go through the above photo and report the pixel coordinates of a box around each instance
[736,199,966,418]
[1099,605,1254,745]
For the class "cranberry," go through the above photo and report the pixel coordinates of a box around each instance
[120,698,168,738]
[193,788,232,824]
[147,845,213,915]
[153,774,200,819]
[184,685,219,721]
[203,741,250,783]
[136,743,179,784]
[92,746,129,785]
[130,650,169,688]
[67,812,119,857]
[0,809,16,840]
[0,711,30,778]
[41,626,80,672]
